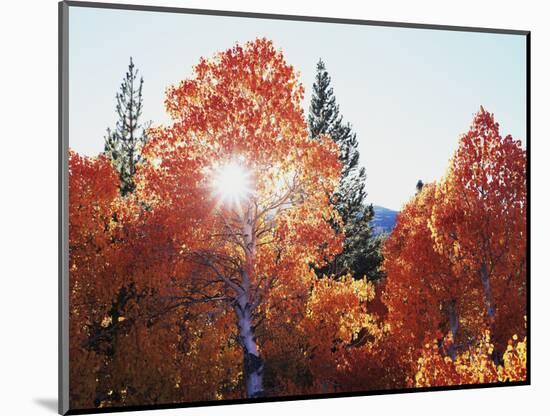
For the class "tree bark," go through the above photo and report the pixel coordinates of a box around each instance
[447,300,459,361]
[480,262,495,320]
[235,206,264,398]
[235,300,264,398]
[480,261,502,364]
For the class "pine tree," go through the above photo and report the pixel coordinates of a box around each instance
[104,57,149,196]
[416,179,424,194]
[308,59,382,281]
[101,59,151,372]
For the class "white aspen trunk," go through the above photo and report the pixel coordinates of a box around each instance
[236,206,264,398]
[480,262,501,364]
[235,298,264,398]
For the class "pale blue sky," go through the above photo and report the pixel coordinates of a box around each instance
[69,6,526,210]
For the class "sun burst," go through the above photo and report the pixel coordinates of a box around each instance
[211,158,253,207]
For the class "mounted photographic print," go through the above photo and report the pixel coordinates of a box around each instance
[59,1,530,414]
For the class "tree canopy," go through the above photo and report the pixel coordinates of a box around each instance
[68,41,528,409]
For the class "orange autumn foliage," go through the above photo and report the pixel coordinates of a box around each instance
[133,38,343,399]
[430,107,527,355]
[69,151,123,408]
[68,39,528,409]
[383,108,527,383]
[415,331,527,387]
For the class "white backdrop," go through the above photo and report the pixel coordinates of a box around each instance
[1,0,547,415]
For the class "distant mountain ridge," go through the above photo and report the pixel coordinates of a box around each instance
[371,205,398,235]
